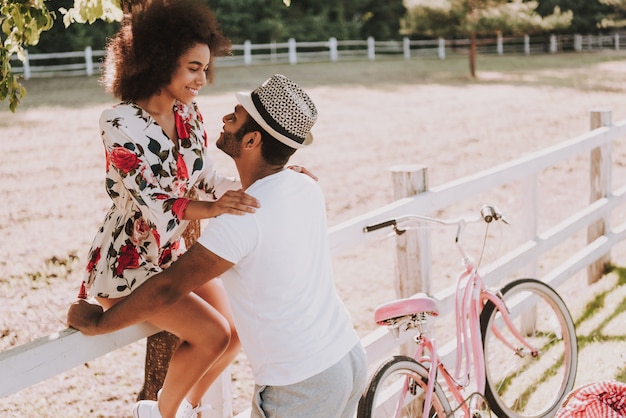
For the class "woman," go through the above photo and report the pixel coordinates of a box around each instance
[80,1,257,417]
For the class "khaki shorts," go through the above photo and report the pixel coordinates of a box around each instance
[251,343,367,418]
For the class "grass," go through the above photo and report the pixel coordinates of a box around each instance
[573,265,626,351]
[11,51,626,111]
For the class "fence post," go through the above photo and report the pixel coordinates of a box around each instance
[524,34,530,55]
[574,34,583,52]
[244,40,252,65]
[550,34,557,53]
[390,164,430,297]
[288,38,297,65]
[202,370,232,418]
[438,37,445,59]
[329,37,338,62]
[85,46,93,76]
[23,50,31,80]
[367,36,375,61]
[520,173,539,334]
[615,32,620,51]
[497,33,503,55]
[403,37,410,59]
[587,109,613,284]
[270,41,277,63]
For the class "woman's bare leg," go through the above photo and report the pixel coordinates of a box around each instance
[183,279,241,406]
[97,292,231,418]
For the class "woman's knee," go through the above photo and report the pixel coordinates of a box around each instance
[200,313,232,355]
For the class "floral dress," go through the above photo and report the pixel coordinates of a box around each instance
[84,101,238,298]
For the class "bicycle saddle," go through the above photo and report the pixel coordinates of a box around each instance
[374,293,439,325]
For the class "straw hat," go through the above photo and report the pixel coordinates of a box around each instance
[236,74,317,149]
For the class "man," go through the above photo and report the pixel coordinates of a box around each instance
[68,74,368,418]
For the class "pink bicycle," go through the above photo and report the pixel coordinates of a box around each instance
[358,205,577,418]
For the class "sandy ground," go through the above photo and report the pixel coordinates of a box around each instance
[2,59,626,417]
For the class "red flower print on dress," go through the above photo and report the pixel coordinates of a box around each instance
[176,153,189,180]
[105,148,111,171]
[110,147,140,174]
[131,218,151,245]
[86,247,101,273]
[175,113,190,140]
[115,243,140,276]
[152,228,161,247]
[172,198,190,221]
[159,247,172,266]
[140,164,157,186]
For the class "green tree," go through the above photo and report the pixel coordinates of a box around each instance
[594,0,626,29]
[1,0,54,111]
[31,0,119,53]
[0,0,121,112]
[359,0,407,40]
[533,0,615,33]
[402,0,572,78]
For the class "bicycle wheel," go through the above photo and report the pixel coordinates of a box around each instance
[480,278,577,418]
[357,355,452,418]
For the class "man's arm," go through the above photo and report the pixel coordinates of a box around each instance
[67,243,234,335]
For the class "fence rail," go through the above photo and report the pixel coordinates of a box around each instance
[2,109,626,417]
[9,32,626,79]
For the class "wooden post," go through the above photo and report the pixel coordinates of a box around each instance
[329,37,338,62]
[438,37,445,60]
[367,37,375,61]
[524,34,530,55]
[391,165,430,298]
[574,34,583,52]
[288,38,297,65]
[23,50,31,80]
[521,174,539,335]
[403,37,410,60]
[587,109,613,283]
[85,46,93,76]
[244,40,252,65]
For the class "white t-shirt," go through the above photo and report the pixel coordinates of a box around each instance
[197,169,360,386]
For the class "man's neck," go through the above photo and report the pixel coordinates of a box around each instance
[237,163,285,189]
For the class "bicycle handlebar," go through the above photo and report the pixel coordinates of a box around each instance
[363,205,508,265]
[363,205,508,234]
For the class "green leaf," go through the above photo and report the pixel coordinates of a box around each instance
[147,138,161,155]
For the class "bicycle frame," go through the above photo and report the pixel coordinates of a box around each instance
[370,211,541,418]
[409,267,541,418]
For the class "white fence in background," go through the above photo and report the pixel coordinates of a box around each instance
[2,109,626,416]
[9,32,626,79]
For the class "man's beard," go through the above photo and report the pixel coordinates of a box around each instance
[216,128,244,158]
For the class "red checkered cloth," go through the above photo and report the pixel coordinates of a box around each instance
[556,380,626,418]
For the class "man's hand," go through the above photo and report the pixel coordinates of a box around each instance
[67,299,105,336]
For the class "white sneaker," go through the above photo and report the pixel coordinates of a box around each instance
[177,398,216,418]
[156,389,212,418]
[133,400,163,418]
[176,398,197,418]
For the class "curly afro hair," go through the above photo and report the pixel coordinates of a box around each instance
[101,0,231,101]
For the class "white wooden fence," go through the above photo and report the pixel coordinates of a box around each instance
[9,32,626,79]
[1,109,626,416]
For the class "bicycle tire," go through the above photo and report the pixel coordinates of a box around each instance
[480,278,578,418]
[357,355,452,418]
